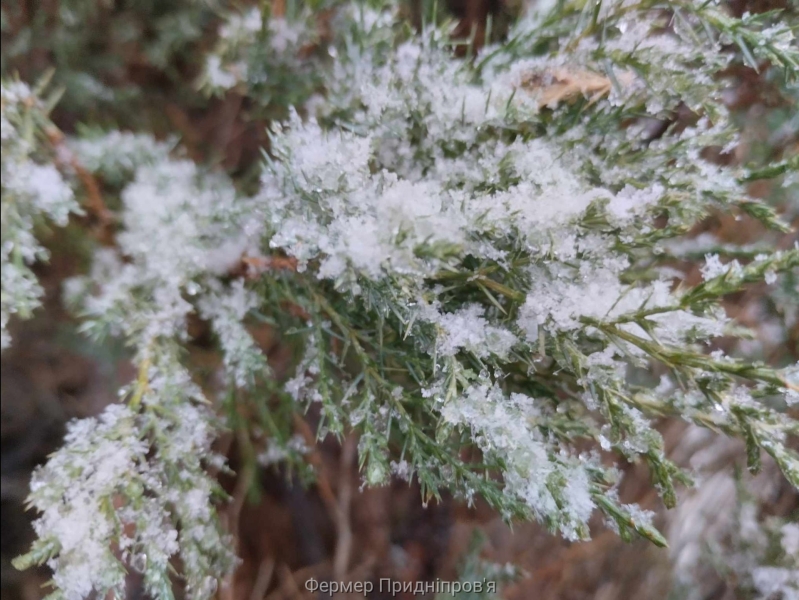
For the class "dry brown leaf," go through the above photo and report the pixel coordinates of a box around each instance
[518,67,635,108]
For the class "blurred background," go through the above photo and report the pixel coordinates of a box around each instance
[1,0,797,599]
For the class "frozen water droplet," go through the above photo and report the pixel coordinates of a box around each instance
[198,577,218,599]
[131,553,147,573]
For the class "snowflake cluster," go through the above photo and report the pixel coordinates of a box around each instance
[15,136,259,598]
[671,468,799,600]
[253,0,797,539]
[201,4,324,114]
[22,357,239,600]
[1,80,80,350]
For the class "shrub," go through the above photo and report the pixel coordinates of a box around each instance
[3,1,797,599]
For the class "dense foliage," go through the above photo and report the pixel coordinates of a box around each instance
[2,0,797,598]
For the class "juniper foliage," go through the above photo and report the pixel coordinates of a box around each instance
[3,0,798,599]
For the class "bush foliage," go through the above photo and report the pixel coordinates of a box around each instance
[2,0,797,598]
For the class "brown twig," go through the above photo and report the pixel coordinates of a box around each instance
[291,415,359,580]
[292,413,338,511]
[238,254,310,319]
[242,255,299,279]
[263,560,334,600]
[276,563,303,600]
[219,428,257,600]
[44,126,114,240]
[249,557,276,600]
[333,434,358,579]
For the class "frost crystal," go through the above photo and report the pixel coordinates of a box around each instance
[1,80,80,349]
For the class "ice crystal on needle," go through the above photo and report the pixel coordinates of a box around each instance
[14,134,249,599]
[1,80,80,349]
[22,360,238,600]
[254,0,798,541]
[439,383,595,540]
